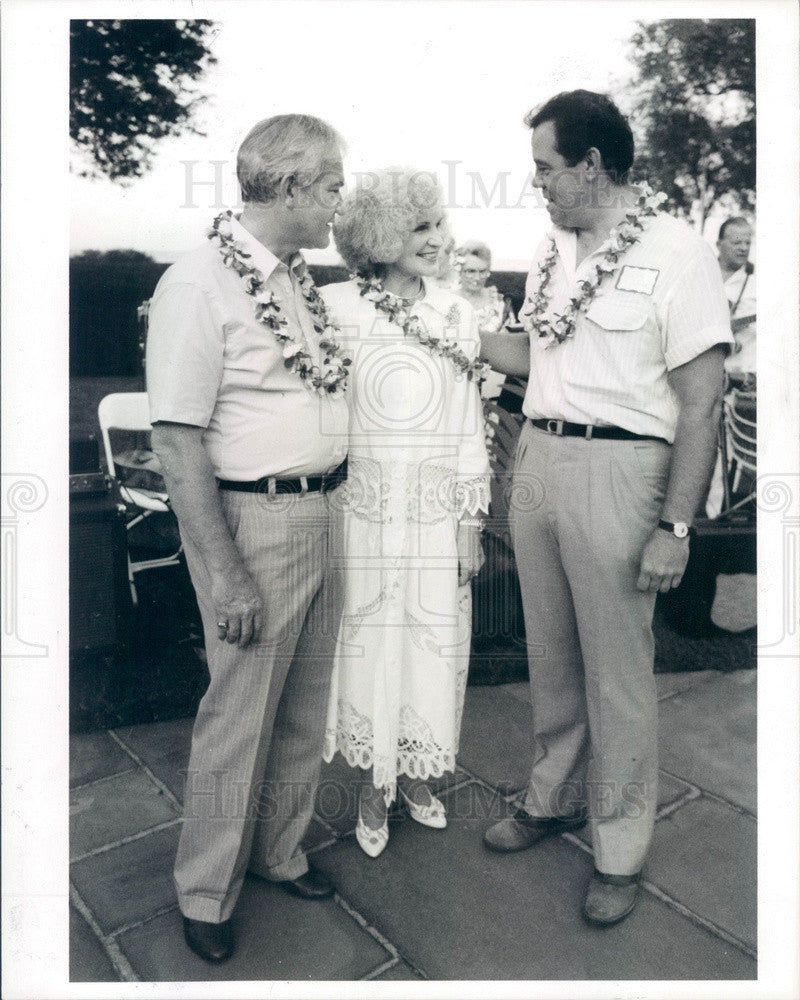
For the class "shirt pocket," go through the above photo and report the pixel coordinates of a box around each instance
[585,294,650,332]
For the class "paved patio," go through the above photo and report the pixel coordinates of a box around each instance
[69,667,756,983]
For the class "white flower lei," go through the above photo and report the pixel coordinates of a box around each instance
[208,212,351,394]
[519,183,668,348]
[355,275,491,386]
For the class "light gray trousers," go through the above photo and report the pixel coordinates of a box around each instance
[510,421,672,875]
[174,489,343,923]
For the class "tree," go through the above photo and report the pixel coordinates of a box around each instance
[70,19,217,183]
[625,19,755,227]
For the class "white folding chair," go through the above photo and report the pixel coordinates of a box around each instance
[97,392,183,604]
[719,388,757,518]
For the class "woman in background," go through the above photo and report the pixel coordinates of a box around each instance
[455,240,516,335]
[321,169,490,858]
[455,240,519,401]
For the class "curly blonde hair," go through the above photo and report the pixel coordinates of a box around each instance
[333,167,444,276]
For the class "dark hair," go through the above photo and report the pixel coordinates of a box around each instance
[718,216,752,240]
[523,90,634,183]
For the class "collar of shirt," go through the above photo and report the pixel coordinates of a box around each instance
[549,226,613,282]
[228,215,308,286]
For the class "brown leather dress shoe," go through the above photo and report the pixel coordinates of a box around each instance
[278,866,335,900]
[182,916,234,963]
[583,869,641,926]
[483,808,587,853]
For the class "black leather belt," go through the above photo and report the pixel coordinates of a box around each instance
[218,459,347,495]
[529,418,668,444]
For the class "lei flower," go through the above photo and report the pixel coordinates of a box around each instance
[208,212,351,394]
[355,275,491,385]
[519,183,668,348]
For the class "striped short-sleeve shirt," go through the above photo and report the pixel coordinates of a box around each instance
[521,213,733,443]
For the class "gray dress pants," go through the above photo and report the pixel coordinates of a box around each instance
[174,488,343,922]
[510,421,671,875]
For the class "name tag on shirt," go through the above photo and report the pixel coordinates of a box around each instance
[616,266,659,296]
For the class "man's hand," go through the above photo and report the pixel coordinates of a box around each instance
[211,569,264,648]
[636,529,690,593]
[151,422,266,649]
[457,523,485,586]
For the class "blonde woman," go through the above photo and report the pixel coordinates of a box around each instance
[321,169,490,857]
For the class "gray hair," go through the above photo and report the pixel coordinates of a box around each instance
[237,114,345,203]
[333,167,444,276]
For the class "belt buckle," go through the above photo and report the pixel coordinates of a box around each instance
[546,419,564,436]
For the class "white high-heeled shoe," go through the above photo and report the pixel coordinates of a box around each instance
[355,800,389,858]
[399,787,447,829]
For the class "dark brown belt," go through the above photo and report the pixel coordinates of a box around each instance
[218,459,347,495]
[529,418,668,444]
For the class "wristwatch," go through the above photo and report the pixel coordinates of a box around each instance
[658,519,692,539]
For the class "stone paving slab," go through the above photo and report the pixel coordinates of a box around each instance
[71,824,181,935]
[69,905,120,982]
[648,795,757,949]
[312,782,756,980]
[70,731,135,789]
[658,670,756,812]
[500,681,531,704]
[316,751,469,835]
[112,717,194,803]
[70,769,180,860]
[372,958,425,980]
[116,878,389,981]
[457,686,533,791]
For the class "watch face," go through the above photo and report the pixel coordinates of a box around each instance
[674,522,689,538]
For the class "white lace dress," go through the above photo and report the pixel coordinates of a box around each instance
[320,279,491,802]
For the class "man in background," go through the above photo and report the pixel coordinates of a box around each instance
[717,216,756,379]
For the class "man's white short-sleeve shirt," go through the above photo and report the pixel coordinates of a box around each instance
[723,265,756,374]
[521,213,733,442]
[146,217,349,480]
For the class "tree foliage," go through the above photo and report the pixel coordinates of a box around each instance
[70,19,217,183]
[626,19,755,224]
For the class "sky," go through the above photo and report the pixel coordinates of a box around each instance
[69,1,640,270]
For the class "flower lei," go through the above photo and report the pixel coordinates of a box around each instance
[520,183,668,348]
[208,212,350,394]
[355,275,491,385]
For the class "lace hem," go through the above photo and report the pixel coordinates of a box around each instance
[453,474,491,516]
[323,700,460,805]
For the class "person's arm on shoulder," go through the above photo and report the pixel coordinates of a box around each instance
[479,329,530,375]
[151,423,264,646]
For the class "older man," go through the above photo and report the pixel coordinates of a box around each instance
[147,115,348,963]
[717,216,756,377]
[479,91,733,925]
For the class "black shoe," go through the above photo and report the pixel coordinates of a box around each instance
[182,916,234,963]
[278,866,335,900]
[483,808,587,853]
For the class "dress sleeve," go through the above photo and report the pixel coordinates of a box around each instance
[453,303,491,516]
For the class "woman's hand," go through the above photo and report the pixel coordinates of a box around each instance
[457,521,485,586]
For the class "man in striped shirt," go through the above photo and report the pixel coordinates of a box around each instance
[480,90,732,926]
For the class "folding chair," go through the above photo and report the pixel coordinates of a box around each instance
[97,392,182,604]
[721,387,757,517]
